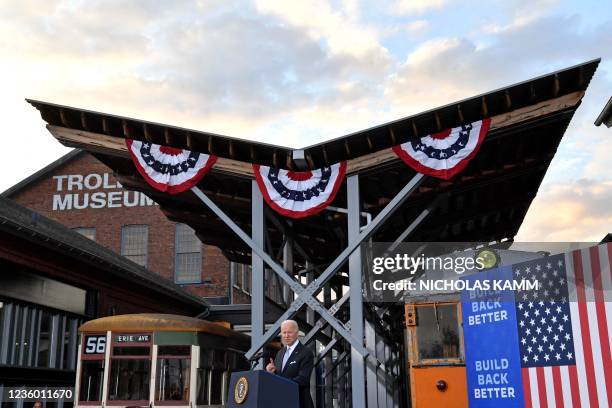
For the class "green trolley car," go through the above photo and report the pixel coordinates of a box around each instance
[75,314,251,407]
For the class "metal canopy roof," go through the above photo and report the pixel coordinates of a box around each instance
[28,59,600,271]
[0,197,208,311]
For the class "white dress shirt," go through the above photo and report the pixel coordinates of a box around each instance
[282,341,299,371]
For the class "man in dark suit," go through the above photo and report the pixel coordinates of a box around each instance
[266,320,314,408]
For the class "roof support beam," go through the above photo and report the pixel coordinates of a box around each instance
[348,174,366,408]
[243,172,425,360]
[45,90,584,177]
[189,185,372,359]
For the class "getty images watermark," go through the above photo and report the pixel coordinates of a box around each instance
[362,242,598,303]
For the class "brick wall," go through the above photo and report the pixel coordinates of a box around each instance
[8,152,230,299]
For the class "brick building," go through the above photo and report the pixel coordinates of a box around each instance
[0,196,208,397]
[2,150,252,304]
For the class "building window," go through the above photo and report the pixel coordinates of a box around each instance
[175,224,202,284]
[73,227,96,241]
[121,225,148,267]
[265,269,284,304]
[0,299,81,370]
[231,263,251,295]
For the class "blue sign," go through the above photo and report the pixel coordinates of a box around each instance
[461,266,525,407]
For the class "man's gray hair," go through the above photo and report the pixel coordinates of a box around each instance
[281,319,299,331]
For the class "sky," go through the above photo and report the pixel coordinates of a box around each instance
[0,0,610,241]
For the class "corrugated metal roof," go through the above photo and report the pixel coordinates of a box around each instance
[594,96,612,127]
[0,197,208,311]
[27,59,600,170]
[24,59,601,265]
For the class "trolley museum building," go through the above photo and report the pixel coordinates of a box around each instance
[5,58,610,407]
[0,197,208,407]
[1,151,248,305]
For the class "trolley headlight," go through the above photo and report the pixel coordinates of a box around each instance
[475,249,499,270]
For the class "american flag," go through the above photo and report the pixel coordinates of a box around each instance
[513,243,611,407]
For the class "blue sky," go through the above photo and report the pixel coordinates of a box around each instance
[0,0,610,240]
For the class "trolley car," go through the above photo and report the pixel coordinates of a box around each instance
[75,314,251,407]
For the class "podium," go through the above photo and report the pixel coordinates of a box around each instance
[227,370,299,407]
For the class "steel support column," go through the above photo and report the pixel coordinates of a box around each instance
[347,175,366,408]
[241,173,425,359]
[324,287,334,408]
[282,237,293,305]
[251,180,265,369]
[191,186,369,358]
[191,173,426,366]
[365,320,378,407]
[305,261,317,405]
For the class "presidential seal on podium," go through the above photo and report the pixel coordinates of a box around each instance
[234,376,249,404]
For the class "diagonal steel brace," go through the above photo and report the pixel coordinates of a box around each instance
[240,173,425,359]
[191,186,368,357]
[302,291,350,345]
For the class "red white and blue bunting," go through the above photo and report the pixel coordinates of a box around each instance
[253,162,347,219]
[126,140,217,194]
[392,118,491,180]
[125,119,490,215]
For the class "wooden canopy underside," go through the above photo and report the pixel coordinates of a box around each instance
[29,60,599,272]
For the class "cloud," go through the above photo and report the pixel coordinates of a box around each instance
[384,14,612,116]
[406,19,430,33]
[390,0,450,15]
[380,14,612,241]
[516,179,612,241]
[254,0,388,60]
[1,0,611,245]
[0,0,392,143]
[384,37,482,114]
[0,0,175,59]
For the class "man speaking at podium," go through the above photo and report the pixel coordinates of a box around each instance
[266,320,314,408]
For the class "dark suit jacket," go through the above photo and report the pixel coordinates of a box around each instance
[274,342,314,408]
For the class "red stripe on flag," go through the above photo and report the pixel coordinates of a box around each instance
[573,250,599,408]
[523,368,533,408]
[590,246,612,403]
[536,367,548,408]
[568,365,581,408]
[552,366,564,408]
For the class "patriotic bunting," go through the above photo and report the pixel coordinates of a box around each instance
[392,118,491,180]
[124,119,490,213]
[126,140,217,194]
[253,162,347,219]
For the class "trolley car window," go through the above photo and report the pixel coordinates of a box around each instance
[210,369,224,405]
[196,368,209,406]
[108,359,151,401]
[107,335,152,403]
[213,350,227,368]
[415,304,461,361]
[155,345,191,402]
[196,349,212,405]
[80,333,106,403]
[158,345,190,356]
[113,346,150,356]
[80,360,104,401]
